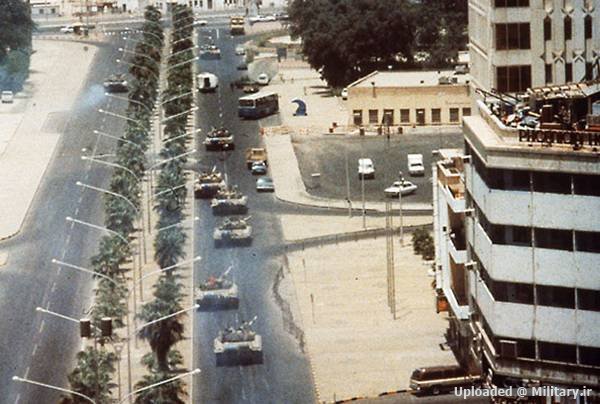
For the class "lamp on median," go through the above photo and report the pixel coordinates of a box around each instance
[76,181,140,215]
[165,56,200,74]
[168,45,199,60]
[92,129,144,150]
[104,93,153,114]
[81,156,141,182]
[98,108,147,126]
[116,59,160,82]
[119,48,160,68]
[160,90,197,106]
[162,129,201,145]
[161,107,198,124]
[12,376,95,404]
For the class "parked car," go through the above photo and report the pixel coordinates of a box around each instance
[60,25,74,34]
[194,19,208,26]
[251,161,268,175]
[256,177,274,192]
[235,45,246,55]
[256,73,270,85]
[341,88,348,100]
[407,154,425,176]
[358,158,375,179]
[409,365,481,396]
[1,90,14,104]
[384,180,417,197]
[242,84,259,94]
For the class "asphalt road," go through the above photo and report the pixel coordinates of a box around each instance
[0,33,139,403]
[293,132,464,204]
[192,24,316,403]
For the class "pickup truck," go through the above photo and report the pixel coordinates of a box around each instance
[245,148,268,169]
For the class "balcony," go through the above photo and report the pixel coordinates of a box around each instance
[437,159,466,213]
[448,231,467,264]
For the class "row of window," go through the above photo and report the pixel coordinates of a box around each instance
[545,62,596,84]
[475,304,600,366]
[474,202,600,253]
[352,107,471,126]
[468,146,600,197]
[543,16,593,42]
[474,251,600,310]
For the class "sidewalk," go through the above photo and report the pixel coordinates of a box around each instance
[265,134,433,213]
[0,40,98,240]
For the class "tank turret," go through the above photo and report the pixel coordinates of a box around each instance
[210,185,248,215]
[196,266,239,309]
[213,217,252,247]
[194,168,226,199]
[214,316,262,366]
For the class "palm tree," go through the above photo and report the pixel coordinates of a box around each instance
[138,276,185,371]
[63,347,116,404]
[90,235,130,278]
[153,226,187,270]
[133,370,186,404]
[141,349,183,372]
[92,279,127,328]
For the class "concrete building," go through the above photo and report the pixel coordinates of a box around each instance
[116,0,286,13]
[346,70,472,129]
[469,0,600,96]
[434,0,600,395]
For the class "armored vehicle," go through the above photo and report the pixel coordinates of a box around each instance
[213,217,252,247]
[210,186,248,215]
[196,266,238,309]
[194,170,226,199]
[214,316,263,366]
[203,127,234,151]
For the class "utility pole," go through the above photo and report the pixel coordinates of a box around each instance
[361,170,366,229]
[398,171,404,246]
[345,148,351,218]
[385,201,396,319]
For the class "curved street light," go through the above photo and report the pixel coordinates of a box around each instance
[165,56,199,74]
[161,107,198,124]
[116,59,160,82]
[93,129,144,150]
[104,93,153,114]
[81,156,141,182]
[76,181,140,215]
[119,48,160,68]
[12,376,95,404]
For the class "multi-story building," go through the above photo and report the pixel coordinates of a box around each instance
[434,0,600,394]
[117,0,287,13]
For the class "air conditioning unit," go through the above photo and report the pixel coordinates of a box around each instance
[464,208,474,217]
[499,340,518,358]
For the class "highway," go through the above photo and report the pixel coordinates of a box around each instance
[192,24,316,403]
[0,32,138,404]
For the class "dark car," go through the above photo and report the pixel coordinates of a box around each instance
[256,177,274,192]
[237,63,248,71]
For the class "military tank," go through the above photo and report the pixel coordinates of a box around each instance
[203,127,234,151]
[214,316,263,366]
[213,217,252,247]
[210,186,248,215]
[196,266,239,309]
[194,169,226,199]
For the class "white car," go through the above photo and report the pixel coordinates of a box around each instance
[235,45,246,56]
[197,72,219,92]
[1,90,14,104]
[251,161,267,175]
[256,73,270,85]
[358,158,375,179]
[407,154,425,176]
[341,88,348,100]
[194,19,208,26]
[384,180,418,197]
[60,25,74,34]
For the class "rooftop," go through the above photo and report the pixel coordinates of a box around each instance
[348,70,470,89]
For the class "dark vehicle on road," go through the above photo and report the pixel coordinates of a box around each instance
[211,187,249,215]
[194,170,226,199]
[214,316,263,366]
[196,267,239,310]
[409,365,481,395]
[213,217,252,247]
[238,92,279,119]
[103,74,128,93]
[199,44,221,60]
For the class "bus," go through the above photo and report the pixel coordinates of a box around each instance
[238,92,279,119]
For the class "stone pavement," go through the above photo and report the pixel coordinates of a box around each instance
[280,235,456,403]
[0,40,98,240]
[265,134,433,213]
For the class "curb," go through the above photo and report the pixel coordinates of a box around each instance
[333,389,410,403]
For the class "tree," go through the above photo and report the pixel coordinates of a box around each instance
[62,347,116,404]
[133,370,186,404]
[0,0,34,91]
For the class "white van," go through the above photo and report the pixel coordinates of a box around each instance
[358,158,375,179]
[1,91,14,104]
[197,72,218,92]
[407,154,425,176]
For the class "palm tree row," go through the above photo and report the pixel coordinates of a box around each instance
[61,6,164,403]
[134,5,196,402]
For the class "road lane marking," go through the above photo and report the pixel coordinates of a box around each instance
[14,393,20,404]
[51,282,57,294]
[23,366,30,379]
[38,320,45,334]
[32,343,38,357]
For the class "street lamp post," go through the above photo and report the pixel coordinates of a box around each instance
[12,376,95,404]
[104,93,153,114]
[92,129,144,150]
[398,171,404,245]
[164,57,199,75]
[116,59,160,82]
[119,48,160,68]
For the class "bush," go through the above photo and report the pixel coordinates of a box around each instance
[411,228,434,261]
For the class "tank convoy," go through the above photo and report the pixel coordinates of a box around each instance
[203,127,234,151]
[194,169,226,199]
[210,186,248,215]
[214,316,263,366]
[213,217,252,247]
[196,266,238,309]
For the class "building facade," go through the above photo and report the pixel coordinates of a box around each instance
[117,0,286,13]
[346,70,472,129]
[433,0,600,395]
[469,0,600,96]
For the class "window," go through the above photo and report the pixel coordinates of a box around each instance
[535,228,573,251]
[574,174,600,196]
[368,109,378,124]
[532,172,571,194]
[539,342,576,363]
[496,23,530,50]
[586,63,594,80]
[431,108,441,124]
[585,16,593,39]
[496,65,531,93]
[353,110,363,126]
[578,289,600,311]
[564,16,572,40]
[580,346,600,366]
[545,64,553,84]
[400,109,410,123]
[382,109,394,125]
[495,0,529,6]
[565,63,573,83]
[537,285,575,308]
[462,107,471,117]
[495,282,534,304]
[487,169,530,191]
[450,108,459,123]
[544,17,552,41]
[575,231,600,253]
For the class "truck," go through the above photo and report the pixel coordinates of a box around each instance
[230,16,245,35]
[407,154,425,176]
[245,148,268,169]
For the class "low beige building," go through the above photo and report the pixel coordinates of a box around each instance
[346,70,472,129]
